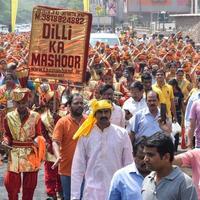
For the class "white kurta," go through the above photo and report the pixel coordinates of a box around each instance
[110,103,126,128]
[71,124,133,200]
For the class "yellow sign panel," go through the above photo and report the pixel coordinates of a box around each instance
[95,5,103,15]
[83,0,90,12]
[11,0,19,32]
[29,6,92,82]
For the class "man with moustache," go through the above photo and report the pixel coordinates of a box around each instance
[41,92,62,200]
[108,136,150,200]
[52,93,86,200]
[3,88,45,200]
[71,99,133,200]
[100,84,125,127]
[129,90,171,143]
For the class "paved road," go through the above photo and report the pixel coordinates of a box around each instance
[0,163,47,200]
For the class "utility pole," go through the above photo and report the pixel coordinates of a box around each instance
[96,5,102,29]
[160,11,166,31]
[194,0,198,14]
[190,0,198,14]
[150,11,153,32]
[112,16,115,33]
[9,0,12,32]
[191,0,193,13]
[139,0,142,25]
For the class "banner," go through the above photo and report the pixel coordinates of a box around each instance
[11,0,18,32]
[141,0,171,5]
[177,0,189,6]
[29,6,92,82]
[108,0,117,16]
[83,0,90,12]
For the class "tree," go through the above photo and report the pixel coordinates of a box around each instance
[0,0,83,25]
[0,1,10,25]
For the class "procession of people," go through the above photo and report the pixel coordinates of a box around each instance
[0,27,200,200]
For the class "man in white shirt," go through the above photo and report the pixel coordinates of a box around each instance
[129,90,172,143]
[123,81,147,117]
[123,81,147,130]
[100,84,125,127]
[71,99,133,200]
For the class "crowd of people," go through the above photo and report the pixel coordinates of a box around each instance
[0,29,200,200]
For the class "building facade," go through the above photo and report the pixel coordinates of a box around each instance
[127,0,191,14]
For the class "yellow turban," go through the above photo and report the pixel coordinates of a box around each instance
[73,99,112,140]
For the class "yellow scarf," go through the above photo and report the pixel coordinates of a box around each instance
[73,99,112,140]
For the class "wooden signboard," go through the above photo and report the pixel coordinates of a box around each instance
[29,5,92,82]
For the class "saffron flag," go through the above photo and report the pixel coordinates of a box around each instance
[11,0,18,32]
[83,0,90,12]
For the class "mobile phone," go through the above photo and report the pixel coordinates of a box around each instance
[160,103,167,124]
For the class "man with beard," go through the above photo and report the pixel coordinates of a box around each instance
[108,136,150,200]
[41,92,62,200]
[129,91,171,143]
[71,99,133,200]
[52,93,86,200]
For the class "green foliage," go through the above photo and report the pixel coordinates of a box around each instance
[0,0,83,25]
[0,1,10,25]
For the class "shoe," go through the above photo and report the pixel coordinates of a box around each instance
[57,191,64,200]
[2,154,8,163]
[46,195,57,200]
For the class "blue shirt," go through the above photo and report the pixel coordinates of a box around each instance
[108,163,144,200]
[131,107,161,138]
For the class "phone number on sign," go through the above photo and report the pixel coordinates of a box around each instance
[35,13,85,24]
